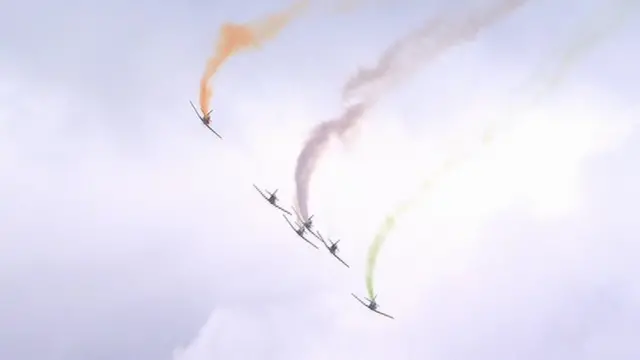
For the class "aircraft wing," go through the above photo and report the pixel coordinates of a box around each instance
[319,238,329,248]
[189,100,202,117]
[283,214,298,232]
[283,214,304,233]
[205,124,223,139]
[253,184,270,201]
[351,293,369,307]
[309,229,322,241]
[373,309,395,319]
[273,203,292,215]
[299,234,319,249]
[331,253,350,268]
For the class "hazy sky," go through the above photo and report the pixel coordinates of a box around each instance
[1,0,639,359]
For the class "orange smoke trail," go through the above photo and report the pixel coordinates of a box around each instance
[198,0,310,116]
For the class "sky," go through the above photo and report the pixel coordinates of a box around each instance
[1,0,639,359]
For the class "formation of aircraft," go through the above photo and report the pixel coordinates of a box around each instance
[192,103,393,319]
[190,100,222,139]
[352,293,394,319]
[315,231,350,268]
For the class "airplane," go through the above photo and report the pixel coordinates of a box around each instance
[189,100,222,139]
[291,207,315,232]
[252,185,292,215]
[282,214,318,249]
[315,231,349,268]
[351,293,394,319]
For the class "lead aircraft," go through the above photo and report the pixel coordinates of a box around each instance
[189,100,222,139]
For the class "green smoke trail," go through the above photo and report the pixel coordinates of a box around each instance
[366,202,411,297]
[366,157,461,298]
[365,0,639,299]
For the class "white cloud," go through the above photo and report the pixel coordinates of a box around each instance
[169,75,638,359]
[2,1,640,359]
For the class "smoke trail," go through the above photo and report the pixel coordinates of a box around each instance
[294,0,529,221]
[365,0,639,299]
[539,0,638,92]
[485,0,639,141]
[365,156,461,296]
[198,0,310,117]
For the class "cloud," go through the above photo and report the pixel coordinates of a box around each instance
[2,1,640,359]
[170,76,639,360]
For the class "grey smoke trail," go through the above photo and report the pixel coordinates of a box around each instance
[294,0,529,221]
